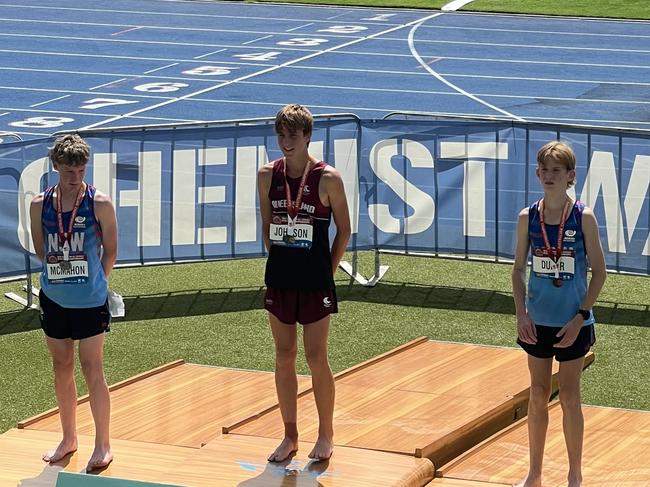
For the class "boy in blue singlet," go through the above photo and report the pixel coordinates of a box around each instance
[30,134,118,472]
[511,141,606,487]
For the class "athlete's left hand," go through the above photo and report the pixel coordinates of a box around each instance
[554,316,582,348]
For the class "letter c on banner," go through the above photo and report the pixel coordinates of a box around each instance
[17,157,50,253]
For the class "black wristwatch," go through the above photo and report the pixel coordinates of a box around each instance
[577,309,590,320]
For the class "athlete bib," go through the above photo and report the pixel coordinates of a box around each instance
[270,215,314,249]
[532,248,575,282]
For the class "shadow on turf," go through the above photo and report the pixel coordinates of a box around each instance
[0,281,647,336]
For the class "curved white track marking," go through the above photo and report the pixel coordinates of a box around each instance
[442,0,475,11]
[78,12,445,130]
[408,17,526,122]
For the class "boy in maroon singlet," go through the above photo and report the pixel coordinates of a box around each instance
[257,104,351,462]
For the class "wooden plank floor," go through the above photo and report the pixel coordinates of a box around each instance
[438,401,650,487]
[21,363,312,448]
[228,340,571,467]
[0,428,197,486]
[162,434,434,487]
[426,480,510,486]
[0,428,434,487]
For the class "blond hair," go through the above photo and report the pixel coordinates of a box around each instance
[49,134,90,167]
[275,104,313,136]
[537,141,576,187]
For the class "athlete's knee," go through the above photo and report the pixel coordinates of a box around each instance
[52,354,74,372]
[275,345,297,367]
[529,383,552,403]
[80,358,105,382]
[304,348,330,372]
[558,387,581,411]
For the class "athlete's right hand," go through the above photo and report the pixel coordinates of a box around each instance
[516,312,537,344]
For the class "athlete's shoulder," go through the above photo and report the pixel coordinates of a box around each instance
[92,189,113,206]
[320,163,342,180]
[574,200,591,213]
[259,158,281,176]
[31,192,45,206]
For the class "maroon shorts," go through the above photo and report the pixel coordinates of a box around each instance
[264,287,338,325]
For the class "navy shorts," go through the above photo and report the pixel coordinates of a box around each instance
[517,324,595,362]
[264,287,338,325]
[39,290,111,340]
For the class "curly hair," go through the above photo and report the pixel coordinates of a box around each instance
[48,134,90,167]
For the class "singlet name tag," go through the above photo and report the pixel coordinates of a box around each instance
[532,255,575,279]
[270,215,313,249]
[46,254,89,283]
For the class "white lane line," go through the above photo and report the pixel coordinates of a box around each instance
[232,80,650,105]
[29,94,70,107]
[0,105,192,121]
[407,16,525,121]
[326,12,349,21]
[111,26,142,36]
[144,63,178,74]
[4,81,650,107]
[3,16,650,40]
[418,24,650,40]
[242,35,273,45]
[442,0,475,11]
[90,78,128,90]
[287,23,314,32]
[194,49,227,59]
[4,32,649,56]
[11,64,650,86]
[0,32,361,47]
[397,37,650,54]
[0,111,9,117]
[0,5,404,27]
[3,47,650,71]
[0,85,169,100]
[286,65,650,87]
[125,97,650,127]
[78,11,448,130]
[0,66,220,82]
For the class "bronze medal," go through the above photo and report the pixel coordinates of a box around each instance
[552,278,563,288]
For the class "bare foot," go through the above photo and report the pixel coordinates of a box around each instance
[513,474,542,487]
[42,439,78,463]
[86,448,113,472]
[268,436,298,463]
[568,477,582,487]
[308,436,333,461]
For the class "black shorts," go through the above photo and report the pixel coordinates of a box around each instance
[264,287,338,325]
[517,324,595,362]
[39,290,111,340]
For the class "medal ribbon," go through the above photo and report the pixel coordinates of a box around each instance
[56,183,86,258]
[284,158,311,224]
[538,197,570,278]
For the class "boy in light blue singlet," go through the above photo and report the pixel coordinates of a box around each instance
[511,141,606,487]
[30,134,118,472]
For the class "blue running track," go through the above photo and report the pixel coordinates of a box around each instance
[1,0,650,139]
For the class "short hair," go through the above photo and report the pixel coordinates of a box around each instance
[48,134,90,167]
[536,141,576,187]
[274,104,313,136]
